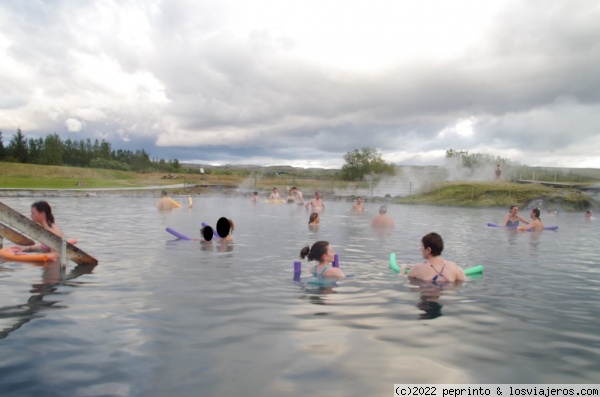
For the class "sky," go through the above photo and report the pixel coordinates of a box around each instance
[1,0,599,169]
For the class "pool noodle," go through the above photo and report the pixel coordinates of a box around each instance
[293,255,340,281]
[168,197,182,208]
[389,252,483,275]
[166,227,192,240]
[487,223,558,231]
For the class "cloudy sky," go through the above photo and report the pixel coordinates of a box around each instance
[1,0,599,169]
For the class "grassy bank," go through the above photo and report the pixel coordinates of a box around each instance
[395,181,596,211]
[1,163,597,210]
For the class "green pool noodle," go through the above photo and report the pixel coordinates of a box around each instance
[389,253,483,275]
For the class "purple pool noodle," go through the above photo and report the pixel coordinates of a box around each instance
[332,254,339,268]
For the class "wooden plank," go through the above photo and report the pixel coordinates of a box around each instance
[0,201,98,266]
[0,223,36,246]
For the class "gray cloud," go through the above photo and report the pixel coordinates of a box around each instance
[1,0,599,168]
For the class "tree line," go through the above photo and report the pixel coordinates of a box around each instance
[0,128,189,173]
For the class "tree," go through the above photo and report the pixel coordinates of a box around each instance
[340,147,396,180]
[7,128,28,163]
[0,131,6,160]
[41,133,64,165]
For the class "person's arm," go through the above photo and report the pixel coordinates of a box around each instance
[399,263,413,277]
[454,263,466,281]
[324,267,345,278]
[503,214,509,225]
[518,215,530,224]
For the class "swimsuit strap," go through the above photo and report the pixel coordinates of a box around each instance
[428,261,447,284]
[313,265,331,277]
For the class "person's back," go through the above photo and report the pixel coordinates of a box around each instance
[408,260,465,283]
[157,190,175,210]
[371,205,394,228]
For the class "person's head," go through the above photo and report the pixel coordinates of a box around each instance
[379,205,387,214]
[201,226,214,241]
[531,208,541,219]
[299,241,334,263]
[291,186,297,192]
[161,190,168,197]
[421,232,444,257]
[315,191,321,199]
[309,212,319,225]
[356,197,363,204]
[216,217,231,238]
[253,191,258,196]
[31,201,55,227]
[272,187,277,192]
[509,205,519,215]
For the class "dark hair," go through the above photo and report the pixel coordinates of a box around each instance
[532,208,541,218]
[308,212,319,225]
[509,205,518,211]
[422,232,444,256]
[300,241,329,262]
[253,191,258,195]
[161,190,168,196]
[32,201,55,227]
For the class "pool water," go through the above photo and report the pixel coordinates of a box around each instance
[0,196,599,396]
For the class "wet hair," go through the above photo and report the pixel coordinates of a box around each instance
[308,212,319,225]
[161,190,168,196]
[509,205,518,211]
[532,208,541,219]
[32,201,55,227]
[300,241,329,262]
[379,205,387,214]
[422,232,444,257]
[253,191,258,195]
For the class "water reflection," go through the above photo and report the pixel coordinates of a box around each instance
[407,278,464,320]
[0,196,599,394]
[0,262,95,340]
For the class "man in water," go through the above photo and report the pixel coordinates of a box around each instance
[305,191,325,212]
[156,190,178,210]
[291,187,304,204]
[351,197,364,212]
[371,205,395,228]
[269,188,281,201]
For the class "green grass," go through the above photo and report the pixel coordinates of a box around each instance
[395,181,595,210]
[1,162,597,210]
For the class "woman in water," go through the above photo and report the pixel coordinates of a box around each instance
[308,212,320,228]
[503,205,529,227]
[400,232,465,283]
[518,208,544,231]
[299,241,345,279]
[15,201,65,253]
